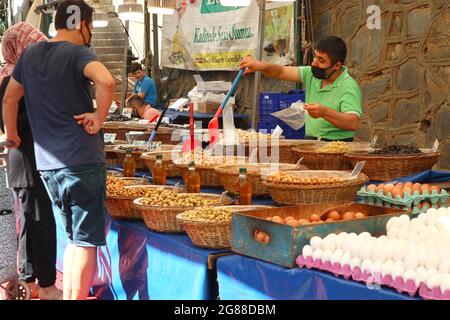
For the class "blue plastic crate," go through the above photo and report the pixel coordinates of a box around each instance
[258,90,306,139]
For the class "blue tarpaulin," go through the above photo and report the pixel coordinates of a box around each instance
[216,255,419,300]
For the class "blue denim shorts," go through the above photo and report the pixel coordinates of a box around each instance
[40,163,107,247]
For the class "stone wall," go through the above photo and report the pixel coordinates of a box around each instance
[311,0,450,169]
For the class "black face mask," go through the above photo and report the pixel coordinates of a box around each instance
[80,24,92,47]
[311,64,338,80]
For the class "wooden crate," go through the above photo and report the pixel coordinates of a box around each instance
[231,202,407,268]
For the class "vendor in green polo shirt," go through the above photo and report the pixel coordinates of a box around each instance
[240,36,362,141]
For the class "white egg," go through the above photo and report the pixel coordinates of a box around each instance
[428,225,439,234]
[426,208,438,215]
[403,269,416,281]
[398,226,409,239]
[387,226,400,239]
[417,229,429,243]
[350,257,361,270]
[322,250,333,263]
[426,268,438,281]
[312,248,323,261]
[350,240,361,258]
[439,258,450,274]
[322,237,336,252]
[398,214,411,226]
[393,243,406,261]
[310,236,323,250]
[417,213,428,224]
[342,252,352,266]
[438,207,448,215]
[441,275,450,293]
[349,232,358,239]
[425,249,442,270]
[377,235,388,243]
[386,217,400,231]
[302,245,313,257]
[415,267,428,287]
[404,253,419,271]
[330,251,343,265]
[335,233,346,249]
[359,245,373,261]
[406,231,419,243]
[392,264,404,278]
[427,213,438,227]
[342,235,353,253]
[395,260,405,270]
[371,261,383,274]
[427,274,444,289]
[384,242,395,260]
[382,260,395,277]
[324,233,337,243]
[410,219,423,233]
[361,259,373,272]
[371,245,386,263]
[359,232,372,239]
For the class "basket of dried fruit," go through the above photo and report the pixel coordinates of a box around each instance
[262,170,368,205]
[176,205,272,249]
[105,176,175,219]
[215,162,308,197]
[173,151,248,187]
[141,146,183,177]
[133,192,234,233]
[292,141,372,170]
[344,145,442,181]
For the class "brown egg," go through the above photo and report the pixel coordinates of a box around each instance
[263,233,271,244]
[421,201,431,210]
[342,211,355,220]
[403,187,413,196]
[413,183,422,190]
[325,218,335,223]
[327,210,341,221]
[384,184,394,196]
[298,219,310,226]
[378,184,385,191]
[316,220,325,224]
[309,214,321,222]
[265,217,273,221]
[417,202,423,210]
[431,186,441,194]
[271,216,284,224]
[285,216,296,223]
[286,219,298,227]
[392,188,404,199]
[404,182,414,189]
[355,212,365,219]
[256,231,265,242]
[367,184,378,193]
[395,182,404,189]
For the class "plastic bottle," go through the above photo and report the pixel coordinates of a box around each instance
[152,154,166,185]
[184,161,201,193]
[235,167,252,205]
[123,148,136,177]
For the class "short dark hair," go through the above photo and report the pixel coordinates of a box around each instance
[128,95,145,107]
[54,0,94,30]
[314,36,347,64]
[131,62,143,74]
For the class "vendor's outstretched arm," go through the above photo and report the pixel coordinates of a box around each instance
[305,104,359,132]
[240,56,300,82]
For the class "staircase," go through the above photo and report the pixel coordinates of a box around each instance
[88,0,133,98]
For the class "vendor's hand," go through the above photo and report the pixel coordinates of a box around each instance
[4,133,21,149]
[74,112,103,135]
[240,56,263,75]
[304,104,327,119]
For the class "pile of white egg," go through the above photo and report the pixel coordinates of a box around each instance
[296,207,450,300]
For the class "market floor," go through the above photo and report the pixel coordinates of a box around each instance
[1,271,98,300]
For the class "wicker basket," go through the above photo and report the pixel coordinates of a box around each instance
[215,163,307,197]
[292,147,351,170]
[133,193,234,233]
[117,177,150,185]
[176,205,273,249]
[174,156,248,187]
[112,146,148,170]
[105,185,174,219]
[344,150,442,181]
[239,139,300,164]
[263,172,368,205]
[141,147,184,177]
[103,122,130,140]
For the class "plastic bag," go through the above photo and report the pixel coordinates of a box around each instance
[222,102,236,145]
[271,100,307,130]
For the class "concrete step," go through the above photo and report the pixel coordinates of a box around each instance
[92,32,125,40]
[103,61,126,69]
[93,26,124,34]
[93,39,126,47]
[94,46,124,55]
[97,53,126,62]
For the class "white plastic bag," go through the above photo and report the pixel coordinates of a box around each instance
[271,100,307,130]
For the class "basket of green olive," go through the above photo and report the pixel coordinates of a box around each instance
[176,205,272,249]
[133,192,233,233]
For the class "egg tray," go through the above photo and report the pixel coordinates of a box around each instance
[295,256,449,300]
[357,187,448,215]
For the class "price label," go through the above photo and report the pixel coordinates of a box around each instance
[317,137,322,141]
[109,103,118,114]
[138,119,150,124]
[271,125,283,138]
[162,116,170,124]
[432,139,439,152]
[104,133,116,144]
[132,140,147,146]
[370,135,379,147]
[146,141,162,151]
[122,108,133,118]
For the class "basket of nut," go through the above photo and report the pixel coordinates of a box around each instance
[133,192,234,233]
[173,150,248,187]
[215,163,307,197]
[141,147,184,178]
[262,170,368,205]
[344,145,442,181]
[292,141,373,170]
[105,176,174,219]
[176,205,272,249]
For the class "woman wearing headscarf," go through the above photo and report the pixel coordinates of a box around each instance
[0,22,62,300]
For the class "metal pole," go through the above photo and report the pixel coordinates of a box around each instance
[152,13,159,85]
[120,20,130,114]
[251,0,266,130]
